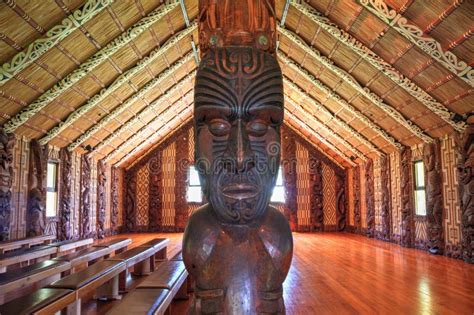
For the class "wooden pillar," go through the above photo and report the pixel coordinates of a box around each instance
[0,129,15,241]
[97,159,106,239]
[353,165,361,234]
[26,140,47,237]
[80,154,91,238]
[174,131,189,231]
[365,159,375,238]
[380,155,391,241]
[400,147,414,247]
[59,148,72,240]
[282,128,298,231]
[148,152,162,231]
[111,166,120,234]
[309,156,323,232]
[336,173,346,232]
[459,122,474,264]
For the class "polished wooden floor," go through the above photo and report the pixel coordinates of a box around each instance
[85,232,474,314]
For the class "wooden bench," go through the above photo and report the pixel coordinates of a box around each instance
[48,238,93,255]
[138,260,188,296]
[53,246,110,273]
[170,250,183,261]
[0,235,55,254]
[0,259,71,304]
[0,288,75,315]
[93,238,131,257]
[0,245,57,273]
[138,238,169,260]
[46,260,126,314]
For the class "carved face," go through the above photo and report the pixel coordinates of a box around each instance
[194,47,284,225]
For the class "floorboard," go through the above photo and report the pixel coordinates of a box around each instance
[83,232,474,314]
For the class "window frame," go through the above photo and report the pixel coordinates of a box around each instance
[270,166,285,203]
[413,160,427,216]
[187,166,203,203]
[46,161,59,218]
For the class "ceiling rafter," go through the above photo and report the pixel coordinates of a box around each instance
[114,106,193,166]
[38,21,198,145]
[68,52,194,151]
[283,77,383,156]
[288,0,466,132]
[358,0,473,87]
[285,95,367,161]
[284,112,354,168]
[91,71,196,156]
[3,1,182,134]
[0,0,114,86]
[178,0,200,63]
[279,26,433,143]
[278,52,402,150]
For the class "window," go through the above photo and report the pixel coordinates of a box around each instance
[46,162,58,217]
[187,166,202,203]
[271,167,285,203]
[413,160,426,216]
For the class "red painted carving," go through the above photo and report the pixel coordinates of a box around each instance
[400,147,414,247]
[111,166,119,233]
[26,140,47,237]
[353,166,361,233]
[80,154,91,238]
[0,128,15,241]
[336,173,346,232]
[198,0,277,55]
[365,159,375,238]
[459,123,474,263]
[309,156,323,231]
[97,159,106,239]
[380,155,391,241]
[59,148,72,240]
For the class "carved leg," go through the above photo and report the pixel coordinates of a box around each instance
[66,299,81,315]
[133,259,151,276]
[95,275,121,300]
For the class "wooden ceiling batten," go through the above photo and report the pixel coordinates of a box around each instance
[92,70,196,156]
[0,0,113,86]
[288,0,466,133]
[358,0,473,88]
[278,27,433,143]
[278,52,401,150]
[2,1,181,134]
[68,51,194,151]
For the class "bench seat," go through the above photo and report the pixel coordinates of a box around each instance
[48,238,93,253]
[53,246,109,268]
[107,246,155,267]
[138,261,187,290]
[106,288,171,315]
[93,238,131,254]
[0,260,70,295]
[0,235,55,254]
[0,288,75,315]
[0,246,57,272]
[137,238,169,260]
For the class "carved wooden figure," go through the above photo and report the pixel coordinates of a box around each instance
[336,173,346,232]
[380,155,391,241]
[0,129,15,241]
[400,147,414,247]
[282,131,298,231]
[111,166,120,233]
[59,148,72,240]
[183,45,293,314]
[80,154,91,238]
[424,141,444,254]
[26,140,47,237]
[148,154,162,231]
[365,159,375,238]
[97,159,107,239]
[309,156,324,231]
[459,123,474,264]
[353,166,361,233]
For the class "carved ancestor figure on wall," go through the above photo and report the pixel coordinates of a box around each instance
[26,140,46,237]
[183,47,293,314]
[59,148,72,240]
[97,159,106,239]
[309,157,323,231]
[0,129,15,241]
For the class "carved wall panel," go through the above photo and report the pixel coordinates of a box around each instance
[366,159,375,237]
[309,154,323,232]
[459,124,474,264]
[9,137,29,239]
[26,140,47,237]
[80,154,91,238]
[373,157,382,234]
[282,128,298,231]
[59,148,72,240]
[380,155,391,241]
[161,142,176,230]
[336,173,346,232]
[296,142,311,229]
[135,164,150,230]
[400,147,414,247]
[353,166,361,233]
[174,132,189,231]
[96,159,106,239]
[110,166,120,233]
[0,129,15,241]
[347,168,354,227]
[360,161,367,230]
[148,152,163,231]
[390,151,402,243]
[124,171,136,232]
[440,134,462,258]
[423,141,444,254]
[322,163,336,230]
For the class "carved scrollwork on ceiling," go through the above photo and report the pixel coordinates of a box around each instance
[3,2,182,134]
[288,0,466,132]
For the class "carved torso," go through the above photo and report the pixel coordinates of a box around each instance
[183,205,292,314]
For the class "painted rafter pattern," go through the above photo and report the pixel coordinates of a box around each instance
[359,0,473,87]
[288,0,466,132]
[93,71,197,155]
[285,96,367,161]
[68,52,194,151]
[3,2,182,134]
[0,0,114,86]
[39,22,197,145]
[284,77,381,157]
[279,26,433,143]
[284,112,354,168]
[278,52,402,150]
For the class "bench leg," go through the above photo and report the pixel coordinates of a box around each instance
[95,275,121,300]
[133,259,151,276]
[155,248,167,260]
[118,270,128,292]
[176,279,189,300]
[65,299,81,315]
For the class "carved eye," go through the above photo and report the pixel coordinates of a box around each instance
[247,120,268,136]
[208,119,230,137]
